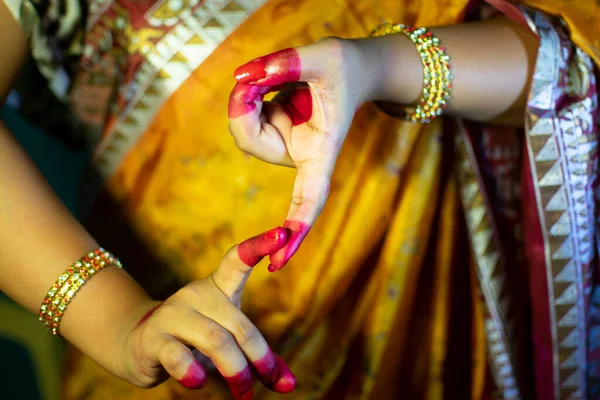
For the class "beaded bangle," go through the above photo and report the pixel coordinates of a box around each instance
[39,248,122,335]
[371,23,453,123]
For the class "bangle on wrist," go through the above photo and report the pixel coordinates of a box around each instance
[370,23,453,123]
[39,248,122,336]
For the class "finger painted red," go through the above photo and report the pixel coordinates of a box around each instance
[281,87,313,126]
[268,220,311,272]
[271,354,296,393]
[252,349,296,393]
[234,49,301,87]
[224,366,254,400]
[178,360,207,389]
[237,227,288,267]
[228,84,265,118]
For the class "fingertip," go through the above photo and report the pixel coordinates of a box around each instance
[238,226,290,267]
[264,226,288,249]
[178,360,207,389]
[267,220,311,271]
[271,355,296,393]
[228,83,263,119]
[267,257,286,273]
[223,367,255,400]
[235,49,301,87]
[234,58,266,83]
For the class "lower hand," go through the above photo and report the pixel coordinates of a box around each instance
[119,227,295,399]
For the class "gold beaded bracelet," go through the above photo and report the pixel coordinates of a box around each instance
[371,23,453,123]
[39,248,122,335]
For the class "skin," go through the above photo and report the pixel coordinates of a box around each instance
[0,3,297,396]
[228,17,539,270]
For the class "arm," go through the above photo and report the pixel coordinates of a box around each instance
[0,0,154,379]
[0,3,296,397]
[356,17,539,125]
[228,17,539,269]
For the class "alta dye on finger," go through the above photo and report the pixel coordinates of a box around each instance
[234,48,301,87]
[178,360,207,389]
[135,302,163,328]
[270,353,296,393]
[237,227,288,267]
[268,220,311,272]
[253,349,297,393]
[228,84,265,118]
[282,87,313,126]
[224,367,254,400]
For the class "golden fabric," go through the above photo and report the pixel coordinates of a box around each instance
[57,0,599,399]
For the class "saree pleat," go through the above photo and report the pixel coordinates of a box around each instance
[0,0,589,398]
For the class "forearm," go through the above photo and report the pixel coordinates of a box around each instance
[0,123,152,378]
[356,17,539,124]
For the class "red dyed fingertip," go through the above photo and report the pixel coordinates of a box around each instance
[235,58,267,83]
[268,220,311,272]
[234,49,301,87]
[238,227,288,267]
[253,348,278,385]
[252,349,296,393]
[224,367,254,400]
[228,83,265,118]
[178,360,207,389]
[281,87,313,126]
[271,354,296,393]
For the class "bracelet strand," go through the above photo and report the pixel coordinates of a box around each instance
[371,23,453,123]
[39,248,122,336]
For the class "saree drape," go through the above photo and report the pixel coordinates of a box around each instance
[3,0,599,398]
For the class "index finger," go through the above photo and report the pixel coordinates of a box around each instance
[268,163,332,272]
[211,227,288,301]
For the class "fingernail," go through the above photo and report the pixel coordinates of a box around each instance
[268,220,311,270]
[234,59,267,83]
[268,263,282,273]
[265,227,287,243]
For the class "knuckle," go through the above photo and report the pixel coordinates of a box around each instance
[233,320,259,348]
[205,326,235,352]
[291,195,319,208]
[161,344,189,371]
[223,246,240,265]
[173,285,200,304]
[317,37,351,65]
[234,137,252,153]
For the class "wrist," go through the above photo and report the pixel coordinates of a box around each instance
[352,34,423,105]
[57,266,153,381]
[119,299,164,386]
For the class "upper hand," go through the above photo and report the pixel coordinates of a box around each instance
[227,38,371,271]
[120,227,295,399]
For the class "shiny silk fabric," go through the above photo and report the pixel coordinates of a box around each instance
[2,0,598,398]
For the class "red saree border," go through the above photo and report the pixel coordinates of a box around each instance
[521,7,598,400]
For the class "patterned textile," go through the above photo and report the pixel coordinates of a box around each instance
[2,0,600,398]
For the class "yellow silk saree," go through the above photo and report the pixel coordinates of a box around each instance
[4,0,600,398]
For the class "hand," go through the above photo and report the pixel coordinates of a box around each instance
[119,227,296,399]
[228,38,376,271]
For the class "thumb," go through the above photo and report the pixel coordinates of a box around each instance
[211,227,288,300]
[234,43,328,87]
[268,162,332,272]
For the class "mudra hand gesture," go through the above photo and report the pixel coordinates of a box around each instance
[228,38,369,271]
[123,228,295,399]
